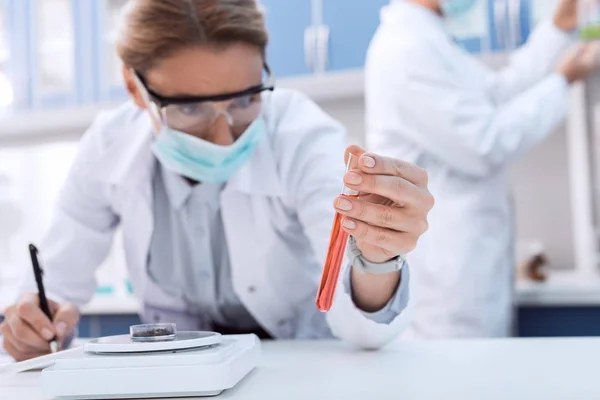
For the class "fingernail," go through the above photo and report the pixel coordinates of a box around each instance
[346,172,362,185]
[56,322,68,336]
[362,155,375,168]
[342,219,357,230]
[336,198,353,211]
[41,327,54,340]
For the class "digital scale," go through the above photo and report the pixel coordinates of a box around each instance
[0,323,261,399]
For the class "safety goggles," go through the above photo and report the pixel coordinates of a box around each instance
[133,65,275,137]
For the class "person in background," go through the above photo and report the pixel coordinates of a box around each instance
[365,0,600,339]
[1,0,434,361]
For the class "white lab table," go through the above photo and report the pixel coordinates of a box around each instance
[2,338,600,399]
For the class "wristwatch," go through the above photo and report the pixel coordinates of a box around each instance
[347,235,406,274]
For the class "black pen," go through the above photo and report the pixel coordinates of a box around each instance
[29,244,58,353]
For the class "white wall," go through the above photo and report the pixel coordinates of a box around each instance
[509,124,574,270]
[0,141,128,309]
[0,142,79,306]
[320,98,366,147]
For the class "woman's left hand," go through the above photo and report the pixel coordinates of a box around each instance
[553,0,578,32]
[334,145,434,264]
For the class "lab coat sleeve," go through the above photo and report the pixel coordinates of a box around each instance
[342,262,410,325]
[376,52,570,178]
[19,122,119,306]
[490,20,574,103]
[274,90,412,349]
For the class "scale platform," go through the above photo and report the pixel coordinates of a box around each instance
[1,326,261,399]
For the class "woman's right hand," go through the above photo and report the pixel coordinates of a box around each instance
[558,42,600,84]
[1,293,80,361]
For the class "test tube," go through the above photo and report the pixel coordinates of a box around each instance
[316,153,360,312]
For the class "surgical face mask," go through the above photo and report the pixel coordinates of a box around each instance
[151,116,266,183]
[440,0,478,18]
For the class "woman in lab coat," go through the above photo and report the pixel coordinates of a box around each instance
[365,0,599,339]
[1,0,434,361]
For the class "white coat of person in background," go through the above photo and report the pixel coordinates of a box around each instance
[0,0,434,361]
[365,0,600,339]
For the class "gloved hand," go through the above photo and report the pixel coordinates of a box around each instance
[1,293,80,361]
[554,0,578,32]
[558,42,600,84]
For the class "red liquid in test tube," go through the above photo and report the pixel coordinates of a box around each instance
[316,153,360,312]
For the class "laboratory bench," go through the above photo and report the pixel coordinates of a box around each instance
[516,273,600,337]
[74,275,600,338]
[4,275,600,338]
[3,338,600,399]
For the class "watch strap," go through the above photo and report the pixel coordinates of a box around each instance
[347,236,406,275]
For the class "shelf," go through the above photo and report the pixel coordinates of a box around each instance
[2,272,600,317]
[516,271,600,307]
[81,273,600,313]
[80,295,139,315]
[0,70,365,144]
[0,292,139,317]
[0,101,123,144]
[278,69,364,102]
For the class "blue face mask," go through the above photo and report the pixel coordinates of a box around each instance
[151,116,266,183]
[440,0,478,18]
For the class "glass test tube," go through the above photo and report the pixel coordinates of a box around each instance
[316,153,360,312]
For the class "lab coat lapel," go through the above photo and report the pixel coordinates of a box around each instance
[221,132,283,254]
[223,132,284,197]
[222,127,283,263]
[220,134,289,328]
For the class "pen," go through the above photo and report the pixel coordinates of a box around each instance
[29,244,58,353]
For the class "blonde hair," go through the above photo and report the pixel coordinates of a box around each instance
[116,0,268,72]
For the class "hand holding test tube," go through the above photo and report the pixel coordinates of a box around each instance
[316,146,434,313]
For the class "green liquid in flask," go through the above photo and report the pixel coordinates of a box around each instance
[580,23,600,41]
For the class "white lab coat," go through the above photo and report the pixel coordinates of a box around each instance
[365,1,572,338]
[27,89,411,349]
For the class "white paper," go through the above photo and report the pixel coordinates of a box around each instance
[530,0,560,26]
[0,338,14,368]
[0,336,15,367]
[446,0,490,39]
[0,338,90,373]
[0,355,14,368]
[0,347,83,375]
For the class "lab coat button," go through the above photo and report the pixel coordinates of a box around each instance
[277,319,287,327]
[248,286,256,293]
